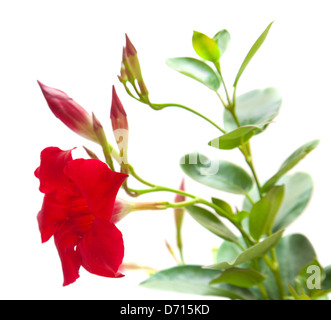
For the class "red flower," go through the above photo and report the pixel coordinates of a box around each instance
[35,147,128,286]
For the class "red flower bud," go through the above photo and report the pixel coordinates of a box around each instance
[174,179,185,262]
[111,86,128,131]
[120,35,149,99]
[38,81,97,142]
[124,34,137,57]
[111,86,129,171]
[175,179,186,203]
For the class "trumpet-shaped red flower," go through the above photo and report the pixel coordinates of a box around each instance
[35,147,128,286]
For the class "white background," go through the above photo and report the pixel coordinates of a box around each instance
[1,0,331,300]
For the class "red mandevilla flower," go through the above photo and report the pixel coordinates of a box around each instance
[35,147,128,286]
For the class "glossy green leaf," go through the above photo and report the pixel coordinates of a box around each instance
[213,29,231,56]
[311,266,331,299]
[216,240,243,264]
[249,186,285,241]
[211,197,234,219]
[192,31,220,62]
[234,22,273,87]
[295,258,325,298]
[207,230,284,270]
[322,266,331,291]
[224,87,282,132]
[180,152,253,194]
[234,211,250,224]
[210,268,267,288]
[166,57,221,90]
[262,140,319,193]
[260,234,316,299]
[212,198,248,223]
[278,234,316,295]
[209,125,261,150]
[140,265,256,300]
[185,205,238,243]
[273,173,313,231]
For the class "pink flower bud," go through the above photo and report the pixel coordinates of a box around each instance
[124,34,138,58]
[111,86,128,131]
[111,87,129,170]
[38,81,97,142]
[174,179,185,260]
[120,35,149,99]
[175,179,186,203]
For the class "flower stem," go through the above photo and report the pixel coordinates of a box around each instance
[214,61,231,105]
[153,103,226,133]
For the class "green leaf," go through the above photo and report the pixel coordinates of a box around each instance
[295,258,325,298]
[209,125,261,150]
[210,268,267,288]
[213,29,231,56]
[180,152,253,194]
[234,21,273,87]
[166,57,221,90]
[212,198,248,223]
[234,210,250,224]
[207,230,284,270]
[322,266,331,291]
[260,234,316,299]
[224,87,282,132]
[216,240,244,264]
[192,31,220,62]
[185,205,238,243]
[273,173,313,232]
[310,266,331,299]
[262,140,319,193]
[140,265,256,300]
[211,197,234,219]
[249,186,285,241]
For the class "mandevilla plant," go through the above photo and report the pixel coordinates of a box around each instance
[35,23,331,300]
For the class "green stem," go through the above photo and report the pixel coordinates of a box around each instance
[228,109,263,198]
[245,148,263,198]
[232,86,237,109]
[123,83,226,134]
[154,103,226,133]
[214,61,231,105]
[270,248,286,299]
[215,91,228,108]
[258,284,270,300]
[128,165,156,188]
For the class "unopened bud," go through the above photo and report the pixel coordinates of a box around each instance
[38,81,98,142]
[111,87,129,172]
[120,35,149,100]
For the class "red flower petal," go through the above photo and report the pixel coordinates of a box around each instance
[37,193,68,243]
[77,218,124,278]
[64,159,128,220]
[53,211,95,286]
[35,147,74,194]
[54,224,82,286]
